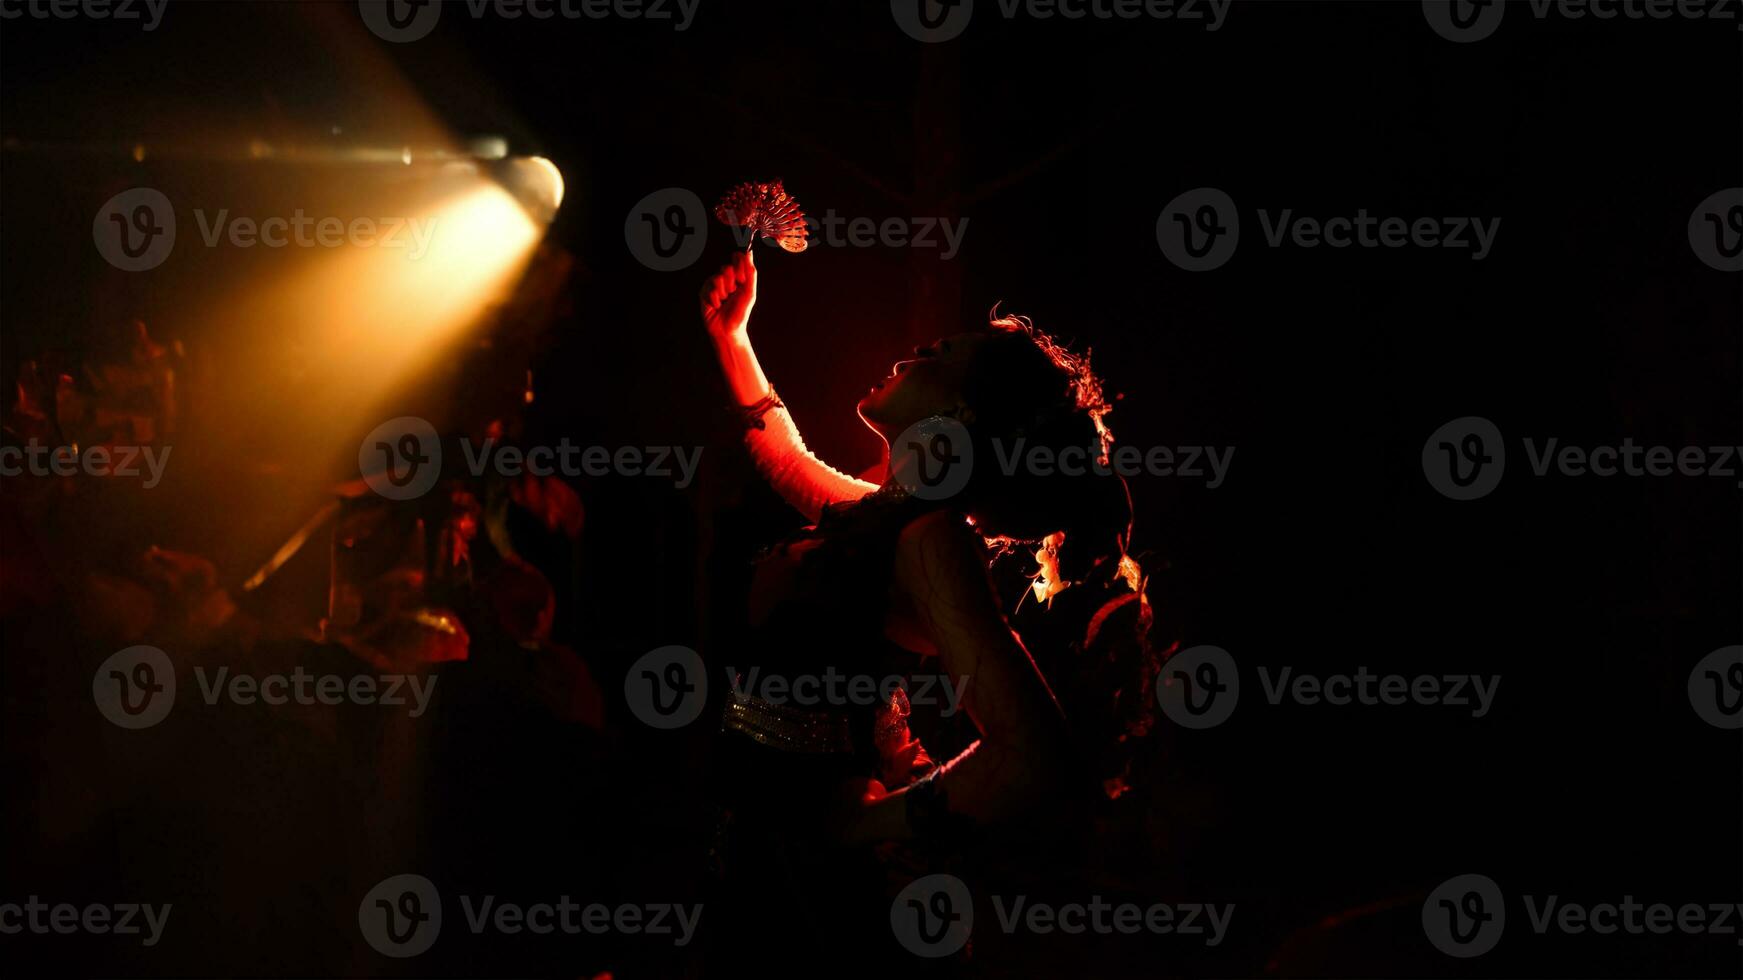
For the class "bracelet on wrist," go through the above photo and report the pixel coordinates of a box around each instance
[734,387,784,431]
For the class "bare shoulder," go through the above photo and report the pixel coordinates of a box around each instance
[895,508,983,563]
[892,509,998,610]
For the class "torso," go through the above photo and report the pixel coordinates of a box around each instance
[880,581,938,657]
[744,488,947,668]
[725,486,953,787]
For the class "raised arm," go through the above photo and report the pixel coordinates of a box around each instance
[701,250,878,520]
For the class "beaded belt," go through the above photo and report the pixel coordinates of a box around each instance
[722,688,856,754]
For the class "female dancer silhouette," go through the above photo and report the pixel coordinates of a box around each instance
[700,249,1151,968]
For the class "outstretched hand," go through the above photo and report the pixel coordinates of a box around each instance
[700,249,756,343]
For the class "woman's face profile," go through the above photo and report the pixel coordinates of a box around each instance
[857,331,986,439]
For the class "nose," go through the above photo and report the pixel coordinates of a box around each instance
[893,358,916,375]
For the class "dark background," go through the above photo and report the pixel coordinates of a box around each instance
[1,1,1739,976]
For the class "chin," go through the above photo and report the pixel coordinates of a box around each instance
[857,384,888,420]
[856,396,895,438]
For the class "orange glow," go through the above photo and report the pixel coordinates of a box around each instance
[215,177,540,419]
[177,166,553,551]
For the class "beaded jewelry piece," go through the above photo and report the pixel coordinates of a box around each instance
[736,387,784,431]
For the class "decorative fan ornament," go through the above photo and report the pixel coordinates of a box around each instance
[714,180,809,253]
